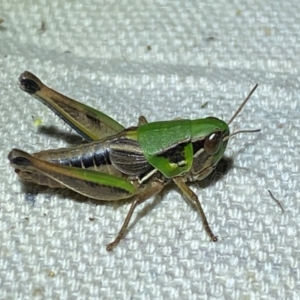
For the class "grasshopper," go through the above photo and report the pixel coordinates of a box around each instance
[8,71,259,250]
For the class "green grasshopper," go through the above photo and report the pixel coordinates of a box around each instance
[8,71,259,250]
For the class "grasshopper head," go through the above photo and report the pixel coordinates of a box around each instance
[189,85,259,180]
[191,117,230,168]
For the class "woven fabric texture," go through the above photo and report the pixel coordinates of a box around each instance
[0,1,299,299]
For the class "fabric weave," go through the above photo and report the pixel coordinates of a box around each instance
[0,1,299,299]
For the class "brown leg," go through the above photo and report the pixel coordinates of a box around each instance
[173,177,218,242]
[138,116,148,126]
[106,181,164,251]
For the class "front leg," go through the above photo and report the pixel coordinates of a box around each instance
[173,177,218,242]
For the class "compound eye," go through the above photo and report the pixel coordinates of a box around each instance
[204,131,222,155]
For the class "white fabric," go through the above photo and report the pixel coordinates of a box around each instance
[1,1,299,299]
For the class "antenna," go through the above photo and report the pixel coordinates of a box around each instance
[228,84,258,125]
